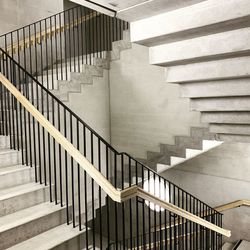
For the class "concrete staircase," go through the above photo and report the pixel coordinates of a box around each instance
[131,0,250,144]
[38,30,132,103]
[0,135,92,249]
[140,127,223,172]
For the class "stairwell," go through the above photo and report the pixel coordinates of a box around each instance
[0,2,231,249]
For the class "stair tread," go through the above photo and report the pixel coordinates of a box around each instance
[0,165,29,175]
[7,223,85,250]
[0,182,46,201]
[0,202,64,233]
[0,148,19,154]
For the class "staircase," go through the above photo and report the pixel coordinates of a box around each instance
[0,2,230,250]
[0,143,87,249]
[131,0,250,144]
[140,126,223,172]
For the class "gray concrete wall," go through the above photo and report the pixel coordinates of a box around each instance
[0,0,64,35]
[161,142,250,242]
[109,43,202,158]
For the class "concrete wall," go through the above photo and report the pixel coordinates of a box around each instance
[0,0,64,35]
[109,43,202,158]
[161,141,250,242]
[67,70,111,142]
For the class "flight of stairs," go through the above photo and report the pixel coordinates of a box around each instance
[37,30,132,103]
[0,135,93,250]
[131,0,250,144]
[140,126,223,172]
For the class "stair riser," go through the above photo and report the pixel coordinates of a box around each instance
[0,208,67,249]
[0,168,35,190]
[165,57,250,83]
[0,151,21,168]
[190,97,250,112]
[201,112,250,124]
[180,79,250,98]
[210,124,250,135]
[0,187,49,217]
[150,27,250,66]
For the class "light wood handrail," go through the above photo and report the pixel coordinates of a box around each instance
[3,11,99,56]
[0,73,231,238]
[155,199,250,233]
[214,200,250,212]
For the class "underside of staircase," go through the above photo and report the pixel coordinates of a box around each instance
[131,0,250,145]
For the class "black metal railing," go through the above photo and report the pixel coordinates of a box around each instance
[0,42,223,249]
[0,5,129,89]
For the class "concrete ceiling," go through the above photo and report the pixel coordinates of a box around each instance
[102,0,206,21]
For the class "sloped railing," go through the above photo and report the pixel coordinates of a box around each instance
[0,44,229,249]
[0,4,129,89]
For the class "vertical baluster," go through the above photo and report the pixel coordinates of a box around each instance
[59,13,63,80]
[106,146,110,246]
[129,157,133,249]
[72,9,76,72]
[44,19,49,87]
[121,154,125,250]
[153,173,157,250]
[63,11,68,80]
[50,16,54,89]
[135,162,139,250]
[98,138,102,249]
[52,97,57,204]
[46,88,52,202]
[148,170,151,250]
[83,125,89,248]
[54,15,59,81]
[76,120,81,230]
[90,132,95,247]
[142,165,146,249]
[76,7,80,72]
[64,109,69,224]
[70,114,75,227]
[68,10,72,72]
[114,152,118,250]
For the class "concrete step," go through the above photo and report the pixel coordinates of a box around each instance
[237,240,250,250]
[210,124,250,135]
[190,97,250,111]
[0,202,66,249]
[201,112,250,124]
[0,165,35,190]
[0,149,22,168]
[217,134,250,143]
[131,0,250,46]
[165,56,250,83]
[7,223,87,250]
[181,79,250,98]
[150,27,250,66]
[0,183,49,217]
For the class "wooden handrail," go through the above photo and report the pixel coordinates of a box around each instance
[0,73,231,238]
[155,199,250,234]
[3,11,99,56]
[214,200,250,212]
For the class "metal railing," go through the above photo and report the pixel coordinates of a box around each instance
[0,43,224,248]
[0,4,129,89]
